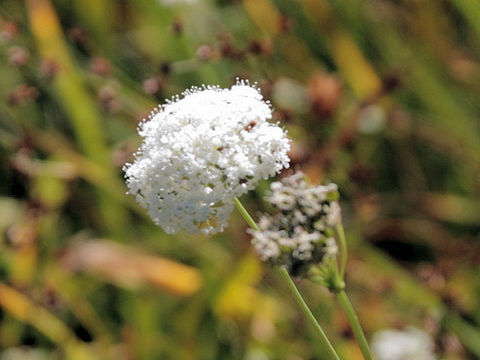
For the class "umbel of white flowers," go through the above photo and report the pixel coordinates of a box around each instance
[248,172,341,276]
[371,326,437,360]
[124,80,290,235]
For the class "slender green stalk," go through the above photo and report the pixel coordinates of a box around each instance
[233,197,342,360]
[331,226,374,360]
[336,290,374,360]
[233,197,259,231]
[276,266,342,360]
[335,224,348,280]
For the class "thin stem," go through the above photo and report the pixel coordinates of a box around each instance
[329,226,373,360]
[233,197,259,231]
[335,224,348,280]
[234,197,342,360]
[276,267,342,360]
[336,290,374,360]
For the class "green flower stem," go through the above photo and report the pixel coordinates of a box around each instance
[233,197,341,360]
[330,226,373,360]
[276,266,342,360]
[336,290,374,360]
[335,224,348,280]
[233,197,259,231]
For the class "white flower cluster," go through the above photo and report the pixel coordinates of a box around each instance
[249,172,340,275]
[371,327,437,360]
[124,81,290,235]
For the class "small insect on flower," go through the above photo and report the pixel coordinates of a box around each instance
[249,172,341,276]
[124,80,290,235]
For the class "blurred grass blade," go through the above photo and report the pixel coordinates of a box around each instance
[371,24,480,154]
[327,28,381,99]
[0,284,98,360]
[1,109,147,216]
[214,254,262,318]
[421,193,480,226]
[358,244,480,356]
[243,0,281,37]
[25,0,128,237]
[73,0,114,45]
[300,0,382,99]
[450,0,480,45]
[26,0,107,160]
[43,265,115,344]
[444,313,480,357]
[61,240,202,296]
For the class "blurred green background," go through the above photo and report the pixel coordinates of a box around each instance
[1,0,480,359]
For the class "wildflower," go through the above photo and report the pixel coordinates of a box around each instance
[371,327,437,360]
[249,172,340,276]
[124,80,290,235]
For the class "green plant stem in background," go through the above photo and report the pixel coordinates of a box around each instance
[335,224,348,280]
[233,197,342,360]
[336,290,374,360]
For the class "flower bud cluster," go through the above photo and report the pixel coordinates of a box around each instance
[249,172,341,275]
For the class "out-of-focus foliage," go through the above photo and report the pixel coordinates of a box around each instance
[0,0,479,359]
